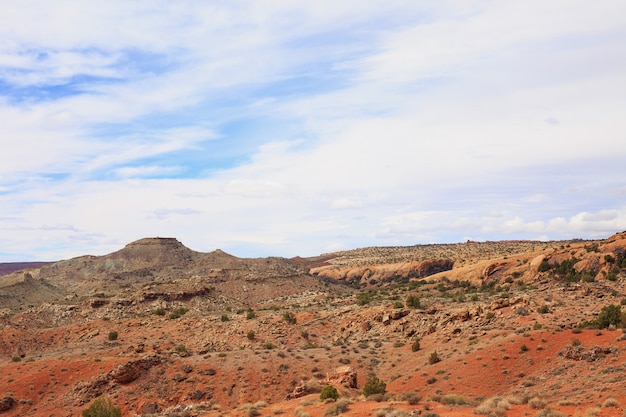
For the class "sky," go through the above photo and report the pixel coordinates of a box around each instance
[1,1,626,261]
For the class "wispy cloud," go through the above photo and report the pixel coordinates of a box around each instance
[1,1,625,261]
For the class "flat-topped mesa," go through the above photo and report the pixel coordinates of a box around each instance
[111,237,199,264]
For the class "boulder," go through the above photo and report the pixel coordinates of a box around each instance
[327,366,357,388]
[110,354,162,384]
[0,397,16,412]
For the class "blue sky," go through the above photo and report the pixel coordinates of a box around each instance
[1,1,626,261]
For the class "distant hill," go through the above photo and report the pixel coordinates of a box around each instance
[0,262,53,276]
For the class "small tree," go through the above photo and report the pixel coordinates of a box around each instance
[406,294,421,308]
[596,304,623,329]
[320,385,339,401]
[82,397,121,417]
[362,376,386,397]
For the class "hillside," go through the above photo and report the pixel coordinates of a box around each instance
[1,233,626,416]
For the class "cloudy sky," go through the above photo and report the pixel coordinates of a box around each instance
[1,1,626,261]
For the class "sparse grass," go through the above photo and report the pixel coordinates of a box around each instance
[325,399,349,416]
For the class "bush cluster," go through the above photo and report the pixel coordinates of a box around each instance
[82,397,121,417]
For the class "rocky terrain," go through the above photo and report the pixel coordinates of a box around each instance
[1,233,626,416]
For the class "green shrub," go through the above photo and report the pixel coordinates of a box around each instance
[538,260,551,272]
[363,376,386,397]
[357,292,372,306]
[596,304,625,329]
[263,342,277,350]
[247,330,256,340]
[11,356,21,362]
[282,311,297,324]
[520,344,529,353]
[108,331,118,341]
[393,301,404,309]
[411,339,421,352]
[246,309,256,320]
[154,308,166,316]
[221,314,229,322]
[320,385,339,401]
[169,307,189,319]
[429,351,441,364]
[175,345,187,353]
[82,397,122,417]
[537,305,550,314]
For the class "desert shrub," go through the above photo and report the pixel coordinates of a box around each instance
[534,408,566,417]
[304,379,322,393]
[247,330,255,340]
[108,331,118,341]
[515,306,530,316]
[537,305,550,314]
[154,307,166,316]
[596,304,625,329]
[422,413,440,417]
[263,342,277,350]
[357,292,372,306]
[295,406,310,417]
[11,356,21,362]
[485,312,495,320]
[325,399,350,416]
[439,394,469,405]
[538,260,551,272]
[246,309,256,319]
[363,376,387,397]
[175,344,187,353]
[602,397,619,408]
[221,314,229,322]
[247,407,261,417]
[169,307,189,319]
[400,392,421,405]
[520,344,529,352]
[320,385,339,401]
[429,351,441,364]
[393,341,404,348]
[604,254,615,263]
[528,396,547,409]
[282,311,297,324]
[411,339,421,352]
[393,301,404,309]
[82,397,121,417]
[406,294,421,308]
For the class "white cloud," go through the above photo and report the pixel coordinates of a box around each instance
[1,1,626,260]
